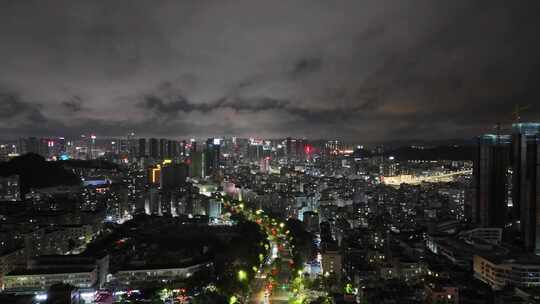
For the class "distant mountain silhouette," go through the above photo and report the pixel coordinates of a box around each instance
[384,145,474,161]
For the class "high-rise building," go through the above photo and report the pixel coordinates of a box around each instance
[160,163,188,191]
[138,138,146,158]
[0,175,20,201]
[190,151,206,179]
[248,142,263,162]
[321,242,342,283]
[126,132,136,155]
[296,138,305,160]
[159,138,167,159]
[208,199,222,219]
[464,186,475,222]
[181,140,187,156]
[167,140,178,159]
[190,139,197,154]
[119,139,128,154]
[303,211,320,233]
[0,144,8,162]
[149,138,159,159]
[146,188,161,216]
[148,165,161,185]
[260,157,270,173]
[512,123,540,254]
[88,134,97,159]
[325,140,341,157]
[286,137,295,159]
[472,134,511,228]
[47,137,66,157]
[205,138,221,175]
[19,137,47,156]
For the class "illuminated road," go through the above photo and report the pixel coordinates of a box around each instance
[220,197,294,304]
[220,195,315,304]
[249,241,277,304]
[249,233,293,303]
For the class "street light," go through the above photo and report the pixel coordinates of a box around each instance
[237,270,247,281]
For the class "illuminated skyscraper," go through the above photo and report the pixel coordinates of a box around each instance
[248,141,263,162]
[208,199,222,219]
[190,139,198,154]
[89,134,96,159]
[148,165,161,185]
[512,123,540,254]
[472,134,511,228]
[205,138,221,175]
[181,140,187,156]
[190,151,205,179]
[126,132,136,156]
[259,157,271,173]
[325,140,341,156]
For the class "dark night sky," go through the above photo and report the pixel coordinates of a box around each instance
[1,0,539,142]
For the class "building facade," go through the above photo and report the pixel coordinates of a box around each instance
[512,123,540,254]
[474,254,540,290]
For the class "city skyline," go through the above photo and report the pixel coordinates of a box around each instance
[1,0,540,142]
[2,2,540,303]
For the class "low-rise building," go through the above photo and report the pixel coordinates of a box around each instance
[459,228,502,245]
[474,254,540,290]
[427,236,507,270]
[4,267,98,292]
[112,262,212,286]
[303,211,320,233]
[321,242,342,283]
[0,175,20,201]
[425,281,459,304]
[2,254,109,293]
[0,248,26,288]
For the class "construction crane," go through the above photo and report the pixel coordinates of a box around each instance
[492,104,530,140]
[512,104,530,123]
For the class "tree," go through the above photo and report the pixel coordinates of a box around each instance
[309,296,333,304]
[192,291,228,304]
[286,218,315,270]
[46,283,76,304]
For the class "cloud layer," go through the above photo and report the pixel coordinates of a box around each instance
[1,0,539,142]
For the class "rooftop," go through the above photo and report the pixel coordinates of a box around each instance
[7,266,96,276]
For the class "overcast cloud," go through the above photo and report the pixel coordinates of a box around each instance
[1,0,539,142]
